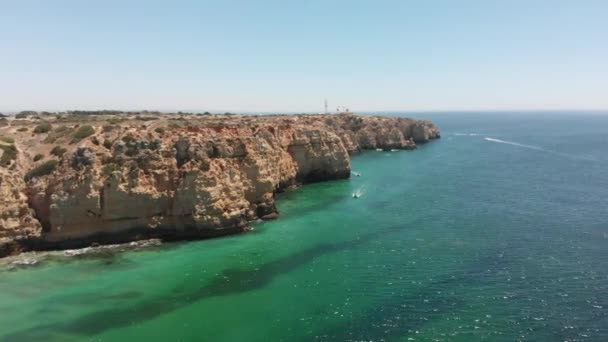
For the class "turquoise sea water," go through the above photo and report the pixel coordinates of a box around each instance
[1,112,608,341]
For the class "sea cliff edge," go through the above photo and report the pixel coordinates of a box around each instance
[0,112,439,257]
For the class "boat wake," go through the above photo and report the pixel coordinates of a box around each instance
[352,185,366,199]
[484,137,544,151]
[484,137,597,162]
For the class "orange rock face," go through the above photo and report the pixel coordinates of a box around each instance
[0,170,42,255]
[0,113,439,255]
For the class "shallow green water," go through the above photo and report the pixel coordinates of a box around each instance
[1,112,608,341]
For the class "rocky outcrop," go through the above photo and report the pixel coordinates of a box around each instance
[323,114,440,151]
[0,113,439,256]
[0,170,42,255]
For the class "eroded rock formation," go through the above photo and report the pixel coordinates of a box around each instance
[0,113,439,256]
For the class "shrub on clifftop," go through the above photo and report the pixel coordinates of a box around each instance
[0,144,17,167]
[43,125,73,144]
[33,122,53,133]
[72,125,95,141]
[107,117,125,125]
[103,139,113,149]
[15,111,37,119]
[102,163,120,176]
[0,136,15,144]
[25,160,58,181]
[121,134,136,144]
[50,146,67,157]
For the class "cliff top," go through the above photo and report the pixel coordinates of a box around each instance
[0,112,437,174]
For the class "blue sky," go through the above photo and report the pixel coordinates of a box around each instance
[1,0,607,112]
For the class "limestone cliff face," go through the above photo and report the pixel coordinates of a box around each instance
[323,114,440,151]
[0,170,41,255]
[0,113,439,255]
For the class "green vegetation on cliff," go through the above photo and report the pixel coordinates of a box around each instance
[0,136,15,144]
[102,163,120,176]
[67,110,162,116]
[15,111,37,118]
[0,144,17,167]
[68,110,123,116]
[72,125,95,141]
[33,122,53,133]
[43,126,73,144]
[25,160,59,181]
[50,146,67,157]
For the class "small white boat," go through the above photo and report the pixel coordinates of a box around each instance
[352,185,365,199]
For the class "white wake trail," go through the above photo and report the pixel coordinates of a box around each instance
[484,137,597,161]
[484,137,544,151]
[455,133,483,136]
[352,184,367,198]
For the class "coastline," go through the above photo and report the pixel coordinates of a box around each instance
[0,149,401,269]
[0,113,439,258]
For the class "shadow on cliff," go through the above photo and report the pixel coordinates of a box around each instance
[1,221,413,341]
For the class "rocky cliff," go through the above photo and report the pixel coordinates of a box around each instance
[0,113,439,256]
